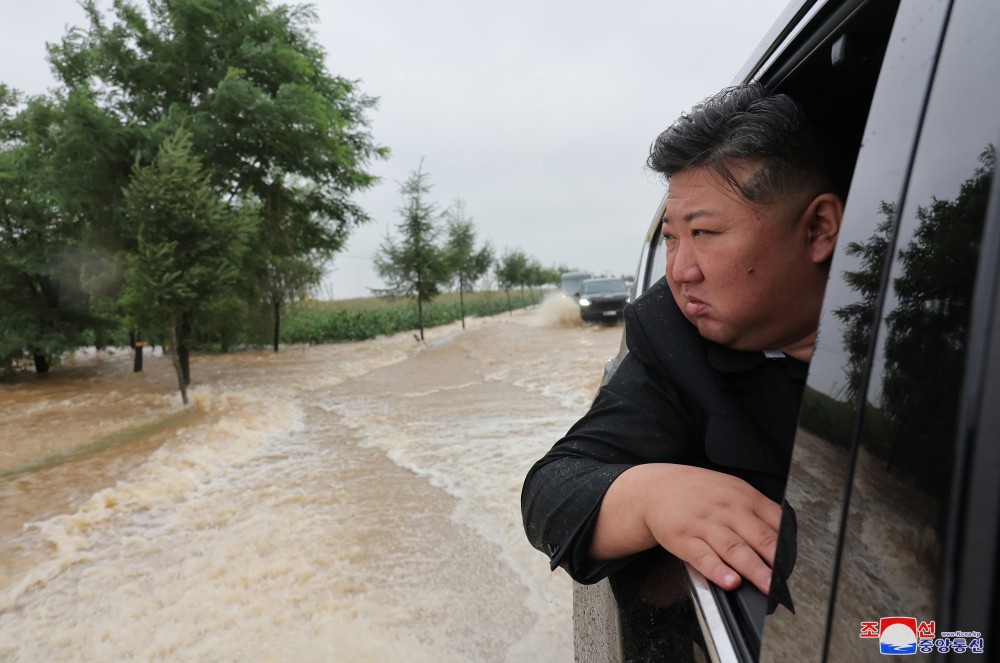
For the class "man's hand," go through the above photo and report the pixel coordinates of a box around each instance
[589,463,782,594]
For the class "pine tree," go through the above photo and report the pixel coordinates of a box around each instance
[443,198,493,329]
[373,164,450,340]
[121,129,253,403]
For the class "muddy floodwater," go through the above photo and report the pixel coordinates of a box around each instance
[0,297,623,662]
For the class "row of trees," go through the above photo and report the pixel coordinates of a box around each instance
[0,0,386,401]
[373,164,563,339]
[494,247,565,311]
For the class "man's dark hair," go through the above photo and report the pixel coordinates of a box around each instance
[647,83,836,204]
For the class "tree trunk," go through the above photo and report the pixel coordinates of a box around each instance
[459,278,466,329]
[273,300,281,353]
[178,346,191,385]
[179,313,192,385]
[33,353,49,374]
[170,315,189,405]
[505,289,512,315]
[418,297,425,340]
[130,330,143,372]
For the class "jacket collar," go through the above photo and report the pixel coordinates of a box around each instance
[706,340,809,381]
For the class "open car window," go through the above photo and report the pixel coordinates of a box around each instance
[574,0,1000,660]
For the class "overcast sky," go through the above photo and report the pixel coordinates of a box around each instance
[1,0,791,299]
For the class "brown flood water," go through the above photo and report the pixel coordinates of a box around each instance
[0,297,623,662]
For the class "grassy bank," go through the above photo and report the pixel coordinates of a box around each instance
[281,289,546,344]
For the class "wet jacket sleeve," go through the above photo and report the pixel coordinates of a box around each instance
[520,306,699,584]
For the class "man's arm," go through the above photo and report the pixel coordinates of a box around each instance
[590,463,783,594]
[521,349,693,584]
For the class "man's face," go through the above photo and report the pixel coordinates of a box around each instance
[661,163,827,357]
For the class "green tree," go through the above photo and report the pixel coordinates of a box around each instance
[443,198,493,329]
[495,248,530,315]
[121,129,253,404]
[0,87,114,374]
[47,0,387,351]
[523,258,559,305]
[373,164,450,340]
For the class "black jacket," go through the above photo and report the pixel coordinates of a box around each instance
[521,278,806,583]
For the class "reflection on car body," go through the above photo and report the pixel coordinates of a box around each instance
[578,277,630,324]
[576,0,1000,661]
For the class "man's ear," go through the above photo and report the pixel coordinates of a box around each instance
[804,193,844,264]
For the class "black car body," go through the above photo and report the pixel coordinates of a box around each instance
[576,0,1000,661]
[578,277,630,323]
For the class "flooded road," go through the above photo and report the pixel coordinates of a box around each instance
[0,298,623,662]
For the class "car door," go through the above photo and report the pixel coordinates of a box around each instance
[579,0,904,655]
[574,0,1000,660]
[762,0,1000,660]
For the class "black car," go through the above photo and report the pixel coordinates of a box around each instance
[578,277,630,323]
[576,0,1000,661]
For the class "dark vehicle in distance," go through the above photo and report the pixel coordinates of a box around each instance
[575,0,1000,661]
[578,277,630,323]
[560,271,592,298]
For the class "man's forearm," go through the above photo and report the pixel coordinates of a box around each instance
[589,464,664,560]
[587,462,783,594]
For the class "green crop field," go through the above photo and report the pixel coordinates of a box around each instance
[281,289,547,344]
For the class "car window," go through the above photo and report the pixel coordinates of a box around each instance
[576,1,1000,661]
[760,0,951,660]
[824,0,999,658]
[583,280,627,294]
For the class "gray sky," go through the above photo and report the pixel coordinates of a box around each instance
[1,0,790,299]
